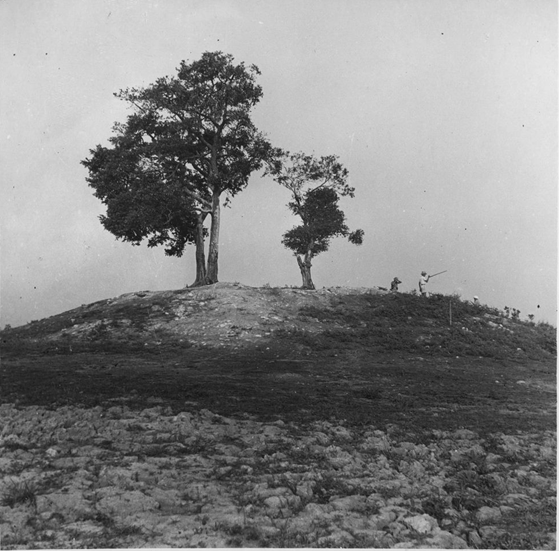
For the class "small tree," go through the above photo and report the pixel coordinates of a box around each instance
[82,51,273,286]
[266,152,364,289]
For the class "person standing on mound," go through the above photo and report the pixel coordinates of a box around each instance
[419,271,430,297]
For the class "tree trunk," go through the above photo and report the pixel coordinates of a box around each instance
[296,255,315,290]
[206,191,220,284]
[190,214,208,287]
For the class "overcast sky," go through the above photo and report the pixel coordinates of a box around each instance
[1,0,557,328]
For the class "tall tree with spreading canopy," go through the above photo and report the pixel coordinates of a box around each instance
[82,51,273,286]
[266,152,364,289]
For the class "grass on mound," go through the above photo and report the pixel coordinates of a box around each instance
[293,292,556,361]
[1,289,555,363]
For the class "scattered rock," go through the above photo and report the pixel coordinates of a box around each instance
[476,506,502,524]
[0,403,554,549]
[330,494,367,512]
[426,528,469,549]
[453,429,478,440]
[37,492,93,521]
[404,513,438,534]
[95,488,160,516]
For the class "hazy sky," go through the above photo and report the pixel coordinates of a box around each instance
[1,0,557,328]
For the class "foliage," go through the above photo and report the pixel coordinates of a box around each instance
[483,500,556,550]
[266,151,355,197]
[82,51,273,285]
[82,138,202,257]
[1,480,37,509]
[265,152,364,288]
[282,187,356,256]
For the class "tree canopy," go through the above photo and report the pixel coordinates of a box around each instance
[82,51,273,286]
[266,152,364,289]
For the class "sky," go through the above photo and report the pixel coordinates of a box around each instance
[1,0,557,328]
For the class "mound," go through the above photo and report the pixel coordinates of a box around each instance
[0,283,386,351]
[1,283,555,362]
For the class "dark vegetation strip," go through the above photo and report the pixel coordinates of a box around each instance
[293,293,556,360]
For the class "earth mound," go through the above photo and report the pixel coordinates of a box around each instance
[1,282,555,361]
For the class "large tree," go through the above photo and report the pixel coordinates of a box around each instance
[82,51,273,286]
[266,152,364,289]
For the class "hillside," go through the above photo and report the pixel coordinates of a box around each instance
[0,284,556,549]
[2,282,555,360]
[1,283,555,429]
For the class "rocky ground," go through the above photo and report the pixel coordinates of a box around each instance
[0,285,556,548]
[0,401,555,549]
[8,284,388,352]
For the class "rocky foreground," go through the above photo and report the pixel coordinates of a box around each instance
[0,401,555,549]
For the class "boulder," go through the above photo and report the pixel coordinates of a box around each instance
[330,495,367,512]
[426,529,469,549]
[403,514,438,534]
[317,529,354,547]
[95,488,160,516]
[37,492,94,521]
[476,506,502,523]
